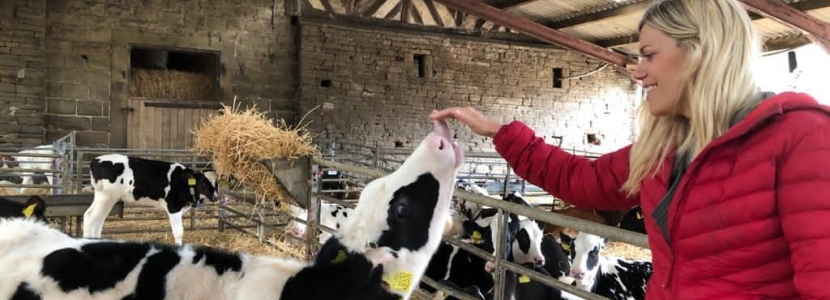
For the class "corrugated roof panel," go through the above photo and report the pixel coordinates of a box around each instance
[508,0,632,22]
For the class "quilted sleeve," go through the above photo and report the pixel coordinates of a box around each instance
[492,121,637,210]
[777,122,830,298]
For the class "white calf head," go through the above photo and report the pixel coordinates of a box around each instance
[286,204,308,238]
[512,217,546,266]
[336,119,463,299]
[570,232,608,290]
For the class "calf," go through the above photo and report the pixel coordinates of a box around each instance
[82,154,220,245]
[0,118,464,300]
[15,145,58,194]
[0,195,46,221]
[570,232,652,300]
[286,201,353,244]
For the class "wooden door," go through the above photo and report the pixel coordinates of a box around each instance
[126,98,221,150]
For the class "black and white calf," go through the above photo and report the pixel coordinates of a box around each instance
[0,118,464,300]
[570,232,652,300]
[83,154,220,245]
[0,195,46,222]
[286,202,353,244]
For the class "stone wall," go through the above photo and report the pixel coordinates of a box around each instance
[42,0,297,147]
[298,20,639,155]
[0,0,46,148]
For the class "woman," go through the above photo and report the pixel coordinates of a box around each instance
[431,0,830,299]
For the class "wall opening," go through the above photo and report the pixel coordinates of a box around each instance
[414,54,426,78]
[552,68,563,88]
[320,79,332,87]
[129,47,220,101]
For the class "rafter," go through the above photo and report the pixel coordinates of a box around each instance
[358,0,388,17]
[384,1,403,19]
[739,0,830,52]
[431,0,636,73]
[410,0,425,25]
[596,0,830,49]
[422,0,445,27]
[319,0,336,14]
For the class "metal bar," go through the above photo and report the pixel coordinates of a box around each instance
[0,152,62,158]
[441,237,607,300]
[492,209,507,300]
[314,158,649,249]
[419,276,486,300]
[0,167,62,172]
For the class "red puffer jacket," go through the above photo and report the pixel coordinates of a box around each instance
[493,92,830,299]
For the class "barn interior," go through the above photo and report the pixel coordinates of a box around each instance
[1,0,829,299]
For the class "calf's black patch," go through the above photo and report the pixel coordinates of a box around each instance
[11,282,40,300]
[376,173,440,251]
[123,247,182,300]
[281,238,400,300]
[192,246,242,276]
[41,242,152,293]
[90,159,124,185]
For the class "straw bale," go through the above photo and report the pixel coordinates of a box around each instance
[604,241,653,261]
[129,68,214,100]
[192,98,320,207]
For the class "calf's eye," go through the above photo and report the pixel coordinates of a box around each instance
[396,203,408,219]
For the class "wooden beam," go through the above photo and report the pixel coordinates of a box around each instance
[401,0,411,22]
[739,0,830,52]
[543,1,651,29]
[358,0,388,17]
[431,0,636,70]
[422,0,445,27]
[764,34,813,53]
[410,0,424,24]
[597,0,830,48]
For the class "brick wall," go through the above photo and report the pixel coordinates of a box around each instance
[298,21,639,154]
[0,0,46,148]
[42,0,297,147]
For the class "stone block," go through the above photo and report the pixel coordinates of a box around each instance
[76,131,109,147]
[76,100,102,116]
[61,83,88,100]
[91,117,108,131]
[47,99,75,115]
[58,115,90,130]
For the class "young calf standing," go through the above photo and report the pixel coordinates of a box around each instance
[0,118,465,300]
[570,232,652,300]
[83,154,220,245]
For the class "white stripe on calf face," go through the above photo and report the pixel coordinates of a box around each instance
[512,218,545,266]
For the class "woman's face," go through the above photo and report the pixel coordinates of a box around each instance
[633,25,691,117]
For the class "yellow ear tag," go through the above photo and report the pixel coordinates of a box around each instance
[471,231,482,242]
[561,243,570,252]
[188,178,196,186]
[279,202,290,212]
[636,211,643,220]
[21,204,37,217]
[519,275,531,284]
[331,249,347,264]
[382,271,413,292]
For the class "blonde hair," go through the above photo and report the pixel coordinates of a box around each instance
[621,0,762,196]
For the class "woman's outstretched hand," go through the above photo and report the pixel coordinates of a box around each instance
[430,107,504,138]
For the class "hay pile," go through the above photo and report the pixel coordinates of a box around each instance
[129,68,214,100]
[192,99,319,207]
